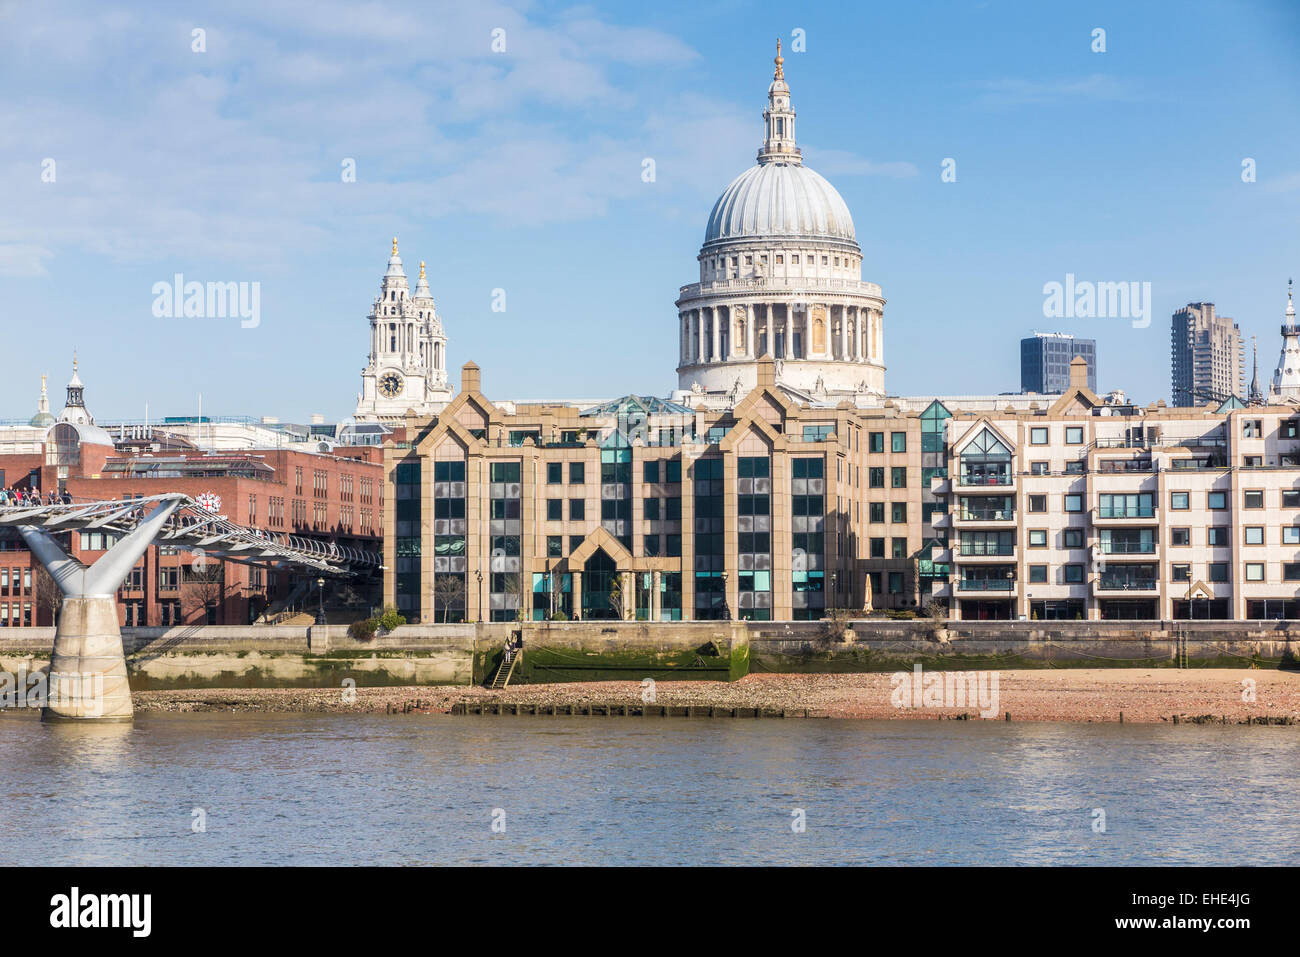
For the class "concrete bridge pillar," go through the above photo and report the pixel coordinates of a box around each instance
[18,497,183,722]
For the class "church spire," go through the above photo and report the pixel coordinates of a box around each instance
[758,40,801,165]
[1270,278,1300,401]
[1249,336,1262,404]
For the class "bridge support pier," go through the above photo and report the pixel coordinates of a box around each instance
[18,498,182,722]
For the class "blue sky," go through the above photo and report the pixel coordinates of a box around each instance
[2,0,1298,422]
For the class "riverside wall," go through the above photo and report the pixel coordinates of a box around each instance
[0,619,1295,690]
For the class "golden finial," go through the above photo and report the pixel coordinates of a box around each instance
[419,260,426,279]
[391,236,398,256]
[41,373,47,392]
[774,38,784,79]
[73,350,78,372]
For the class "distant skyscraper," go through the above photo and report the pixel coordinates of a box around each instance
[1170,302,1245,406]
[1020,332,1096,394]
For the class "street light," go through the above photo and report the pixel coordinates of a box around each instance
[475,568,483,622]
[315,577,326,625]
[720,571,730,621]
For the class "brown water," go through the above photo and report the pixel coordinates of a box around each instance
[3,712,1299,865]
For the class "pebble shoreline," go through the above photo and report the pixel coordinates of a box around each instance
[131,668,1300,724]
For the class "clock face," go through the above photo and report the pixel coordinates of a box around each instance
[378,371,404,399]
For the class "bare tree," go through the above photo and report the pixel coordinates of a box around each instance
[184,559,226,623]
[432,574,466,623]
[607,573,624,620]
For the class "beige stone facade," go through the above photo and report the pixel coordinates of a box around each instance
[383,359,1300,624]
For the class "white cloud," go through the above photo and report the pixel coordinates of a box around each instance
[0,243,53,277]
[0,0,713,270]
[975,74,1138,108]
[803,147,919,179]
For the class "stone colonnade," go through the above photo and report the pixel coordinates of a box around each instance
[679,302,882,365]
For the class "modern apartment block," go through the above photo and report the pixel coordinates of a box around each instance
[1171,302,1246,406]
[1020,332,1096,394]
[933,358,1300,620]
[386,358,1300,623]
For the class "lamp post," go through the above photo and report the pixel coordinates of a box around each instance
[721,571,730,621]
[475,568,483,622]
[315,577,326,625]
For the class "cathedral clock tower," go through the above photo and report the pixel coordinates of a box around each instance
[355,238,453,422]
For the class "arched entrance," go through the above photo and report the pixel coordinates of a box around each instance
[582,549,619,620]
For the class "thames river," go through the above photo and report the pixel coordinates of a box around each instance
[3,713,1298,866]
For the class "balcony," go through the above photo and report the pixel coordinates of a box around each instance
[954,507,1016,524]
[1094,574,1158,593]
[1097,541,1157,555]
[958,471,1014,490]
[1092,505,1156,524]
[957,543,1015,558]
[958,578,1015,592]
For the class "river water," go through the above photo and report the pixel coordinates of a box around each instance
[3,713,1298,866]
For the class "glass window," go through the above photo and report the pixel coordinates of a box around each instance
[1284,563,1300,581]
[1245,563,1265,582]
[891,467,907,488]
[1244,490,1264,509]
[891,538,907,558]
[665,460,681,483]
[569,498,585,520]
[644,461,659,484]
[1031,461,1049,475]
[1171,563,1191,582]
[1244,526,1264,545]
[1063,564,1084,583]
[1284,526,1300,545]
[1208,526,1228,547]
[569,462,585,484]
[546,462,563,484]
[869,502,884,523]
[959,428,1012,486]
[891,502,907,523]
[1064,494,1083,512]
[1029,495,1047,513]
[869,468,884,488]
[1171,528,1190,546]
[1063,528,1084,548]
[1208,562,1229,583]
[546,499,562,521]
[644,498,660,521]
[870,538,885,558]
[1282,490,1300,509]
[546,536,563,557]
[1028,529,1047,547]
[891,432,907,453]
[1028,565,1048,583]
[1170,491,1189,510]
[1208,491,1227,510]
[1065,427,1084,444]
[869,432,884,454]
[1030,427,1048,445]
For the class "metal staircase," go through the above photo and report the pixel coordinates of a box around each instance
[490,647,518,689]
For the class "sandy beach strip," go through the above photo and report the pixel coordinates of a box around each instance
[129,668,1300,724]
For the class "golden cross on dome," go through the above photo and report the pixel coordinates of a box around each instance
[774,39,784,79]
[419,261,426,279]
[391,237,398,256]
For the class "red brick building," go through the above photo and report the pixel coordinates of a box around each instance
[1,428,384,627]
